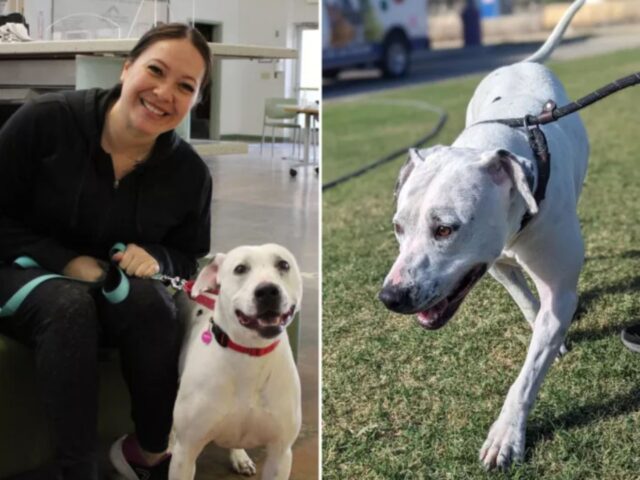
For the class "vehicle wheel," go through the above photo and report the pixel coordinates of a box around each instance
[381,33,410,78]
[323,68,341,79]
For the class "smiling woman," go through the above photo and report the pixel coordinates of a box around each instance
[0,23,213,480]
[103,25,211,185]
[116,40,204,133]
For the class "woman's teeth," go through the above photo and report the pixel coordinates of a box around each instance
[141,99,167,116]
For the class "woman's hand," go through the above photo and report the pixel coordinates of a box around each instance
[62,256,107,282]
[111,243,160,278]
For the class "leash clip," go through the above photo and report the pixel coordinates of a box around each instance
[154,273,187,290]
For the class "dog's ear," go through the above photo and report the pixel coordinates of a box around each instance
[481,149,538,214]
[191,253,226,297]
[394,146,442,199]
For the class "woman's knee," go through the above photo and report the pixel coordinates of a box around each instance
[24,281,98,348]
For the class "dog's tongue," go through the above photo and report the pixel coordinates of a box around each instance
[416,299,449,330]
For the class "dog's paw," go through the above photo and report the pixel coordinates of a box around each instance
[552,341,570,363]
[558,341,569,357]
[479,417,525,471]
[230,449,257,476]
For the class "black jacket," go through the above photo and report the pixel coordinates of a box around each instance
[0,87,212,279]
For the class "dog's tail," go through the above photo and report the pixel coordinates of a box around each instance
[522,0,586,63]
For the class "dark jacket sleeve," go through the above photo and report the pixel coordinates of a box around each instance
[141,167,212,279]
[0,100,79,272]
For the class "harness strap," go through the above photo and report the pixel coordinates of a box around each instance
[519,122,551,231]
[473,102,553,232]
[0,242,131,318]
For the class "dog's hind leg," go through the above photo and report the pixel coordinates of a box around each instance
[261,443,292,480]
[490,260,568,356]
[230,449,257,476]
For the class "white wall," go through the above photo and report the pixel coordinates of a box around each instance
[171,0,318,136]
[21,0,318,136]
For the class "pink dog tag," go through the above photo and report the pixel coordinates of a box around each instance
[201,330,213,345]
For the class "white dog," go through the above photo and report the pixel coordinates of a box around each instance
[170,244,303,480]
[379,0,589,470]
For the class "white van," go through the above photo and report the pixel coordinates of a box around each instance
[323,0,429,78]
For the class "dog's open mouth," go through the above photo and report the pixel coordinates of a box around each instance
[235,305,296,338]
[416,264,487,330]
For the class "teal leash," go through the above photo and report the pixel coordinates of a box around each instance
[102,243,130,304]
[0,242,131,318]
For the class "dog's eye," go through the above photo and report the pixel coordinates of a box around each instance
[234,264,248,275]
[276,260,290,272]
[394,222,404,235]
[434,225,453,239]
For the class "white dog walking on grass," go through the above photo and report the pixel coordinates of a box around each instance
[170,244,303,479]
[379,0,589,470]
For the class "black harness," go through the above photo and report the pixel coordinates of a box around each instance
[519,121,551,230]
[473,100,555,232]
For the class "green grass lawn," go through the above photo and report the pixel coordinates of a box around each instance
[322,49,640,479]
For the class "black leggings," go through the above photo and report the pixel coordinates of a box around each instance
[0,266,182,480]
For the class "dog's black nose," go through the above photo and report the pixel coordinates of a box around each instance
[378,285,414,314]
[255,282,280,302]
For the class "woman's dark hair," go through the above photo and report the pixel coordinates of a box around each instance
[128,23,212,89]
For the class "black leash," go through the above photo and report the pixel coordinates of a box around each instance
[481,71,640,129]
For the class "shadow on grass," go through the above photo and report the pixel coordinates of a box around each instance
[526,387,640,457]
[585,249,640,261]
[569,252,640,343]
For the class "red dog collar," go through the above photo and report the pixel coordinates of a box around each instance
[209,320,280,357]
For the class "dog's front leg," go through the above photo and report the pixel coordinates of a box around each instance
[169,402,212,480]
[490,261,568,356]
[489,260,539,326]
[169,438,199,480]
[479,288,576,470]
[261,442,293,480]
[169,435,209,480]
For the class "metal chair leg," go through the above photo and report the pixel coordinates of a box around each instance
[260,123,266,154]
[271,127,276,157]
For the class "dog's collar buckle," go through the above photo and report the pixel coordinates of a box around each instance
[214,324,230,347]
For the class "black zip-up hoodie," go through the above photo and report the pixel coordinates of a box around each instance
[0,86,212,279]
